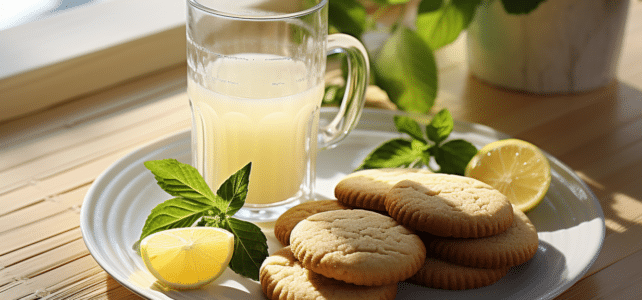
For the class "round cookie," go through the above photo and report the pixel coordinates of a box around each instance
[408,256,509,290]
[335,168,433,211]
[260,246,397,300]
[274,200,351,246]
[290,209,426,286]
[384,175,514,238]
[428,205,539,269]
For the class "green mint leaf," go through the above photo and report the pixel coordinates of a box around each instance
[394,115,427,143]
[434,139,478,175]
[374,26,437,113]
[328,0,368,38]
[425,109,454,145]
[420,149,435,170]
[357,109,477,175]
[216,162,251,216]
[144,159,218,206]
[138,197,214,242]
[139,159,269,281]
[500,0,546,14]
[216,217,269,281]
[357,138,429,170]
[416,0,482,50]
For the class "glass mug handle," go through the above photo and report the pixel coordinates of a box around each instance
[319,33,370,149]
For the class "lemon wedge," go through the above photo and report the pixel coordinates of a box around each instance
[140,227,235,289]
[465,139,551,212]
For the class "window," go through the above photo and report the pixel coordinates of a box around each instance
[0,0,186,122]
[1,0,114,31]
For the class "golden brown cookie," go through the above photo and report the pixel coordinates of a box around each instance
[408,256,509,290]
[290,209,426,286]
[335,168,433,211]
[260,246,397,300]
[384,175,514,238]
[274,200,351,246]
[427,205,539,269]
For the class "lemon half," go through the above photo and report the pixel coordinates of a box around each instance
[140,227,235,290]
[465,139,551,212]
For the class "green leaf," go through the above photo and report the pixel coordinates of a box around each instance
[328,0,368,38]
[425,109,454,145]
[138,197,214,242]
[500,0,546,14]
[139,159,269,281]
[434,139,478,175]
[144,159,217,206]
[374,27,437,113]
[394,115,426,143]
[420,148,435,169]
[357,138,429,170]
[323,84,345,106]
[216,162,251,216]
[416,0,482,50]
[218,217,269,281]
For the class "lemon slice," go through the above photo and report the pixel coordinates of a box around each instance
[140,227,235,289]
[465,139,551,212]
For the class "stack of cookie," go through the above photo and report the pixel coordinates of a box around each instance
[263,205,423,300]
[260,169,539,299]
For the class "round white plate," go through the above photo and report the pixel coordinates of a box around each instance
[80,108,605,300]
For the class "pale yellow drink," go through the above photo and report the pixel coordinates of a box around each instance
[188,53,324,205]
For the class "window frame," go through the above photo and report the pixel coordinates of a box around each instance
[0,0,187,122]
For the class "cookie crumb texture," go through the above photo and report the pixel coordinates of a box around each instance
[385,176,514,238]
[274,200,350,246]
[335,168,434,211]
[260,247,397,300]
[290,209,426,286]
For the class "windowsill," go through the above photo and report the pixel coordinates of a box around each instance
[0,0,186,122]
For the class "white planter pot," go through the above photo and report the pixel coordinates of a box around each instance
[467,0,630,94]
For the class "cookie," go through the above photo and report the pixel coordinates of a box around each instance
[290,209,426,286]
[408,256,509,290]
[335,168,434,211]
[274,200,350,246]
[260,246,397,300]
[427,205,539,269]
[384,175,514,238]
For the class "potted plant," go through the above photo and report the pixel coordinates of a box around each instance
[326,0,630,113]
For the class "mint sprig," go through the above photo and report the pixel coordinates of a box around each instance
[357,109,477,175]
[138,159,268,281]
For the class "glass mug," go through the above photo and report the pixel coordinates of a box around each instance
[187,0,369,222]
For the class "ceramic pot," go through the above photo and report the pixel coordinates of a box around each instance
[467,0,630,94]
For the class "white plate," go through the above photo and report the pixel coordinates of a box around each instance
[80,108,605,300]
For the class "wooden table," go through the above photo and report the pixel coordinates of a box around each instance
[1,2,641,299]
